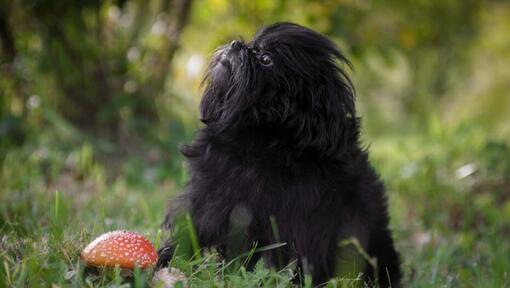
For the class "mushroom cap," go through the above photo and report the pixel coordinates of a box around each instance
[81,230,158,269]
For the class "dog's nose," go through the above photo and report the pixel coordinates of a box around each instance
[230,40,243,50]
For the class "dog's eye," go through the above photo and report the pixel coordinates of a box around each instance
[259,53,272,66]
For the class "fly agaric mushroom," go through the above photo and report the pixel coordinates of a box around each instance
[81,231,158,269]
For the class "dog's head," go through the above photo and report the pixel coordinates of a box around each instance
[201,22,359,156]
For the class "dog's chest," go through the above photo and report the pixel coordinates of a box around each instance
[193,143,351,218]
[214,158,328,219]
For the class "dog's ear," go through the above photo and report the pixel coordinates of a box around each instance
[295,68,359,157]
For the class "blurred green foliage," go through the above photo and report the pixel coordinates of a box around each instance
[1,0,510,286]
[1,0,192,141]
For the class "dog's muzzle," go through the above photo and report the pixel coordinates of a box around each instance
[221,40,245,66]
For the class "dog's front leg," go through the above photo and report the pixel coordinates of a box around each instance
[191,198,233,248]
[157,191,234,267]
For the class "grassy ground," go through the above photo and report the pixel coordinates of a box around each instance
[1,121,510,287]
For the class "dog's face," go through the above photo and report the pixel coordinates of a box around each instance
[201,22,358,156]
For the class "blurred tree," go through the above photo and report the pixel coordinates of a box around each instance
[1,1,26,160]
[1,0,192,139]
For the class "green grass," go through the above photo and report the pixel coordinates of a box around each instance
[1,123,510,287]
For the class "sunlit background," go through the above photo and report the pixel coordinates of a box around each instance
[1,0,510,286]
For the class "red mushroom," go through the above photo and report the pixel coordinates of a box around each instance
[81,231,158,269]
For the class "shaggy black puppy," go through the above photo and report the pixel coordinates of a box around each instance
[158,22,401,287]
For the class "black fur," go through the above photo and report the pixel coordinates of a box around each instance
[158,22,401,287]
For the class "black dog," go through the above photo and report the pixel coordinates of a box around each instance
[158,22,401,287]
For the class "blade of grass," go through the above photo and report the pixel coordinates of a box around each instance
[154,229,162,250]
[185,213,201,261]
[54,190,59,220]
[270,215,284,268]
